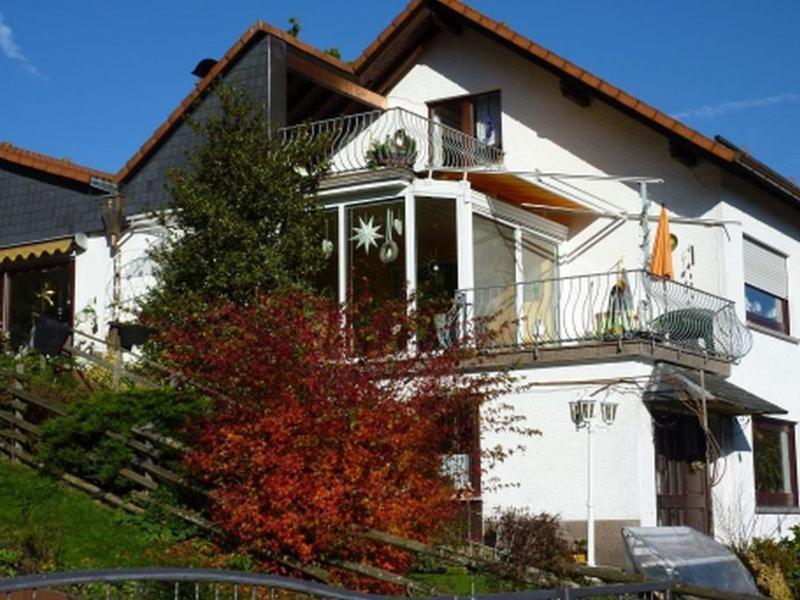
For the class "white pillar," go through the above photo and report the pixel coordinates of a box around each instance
[586,418,596,567]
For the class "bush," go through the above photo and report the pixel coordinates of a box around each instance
[739,533,800,599]
[37,388,209,487]
[156,291,533,591]
[487,509,571,582]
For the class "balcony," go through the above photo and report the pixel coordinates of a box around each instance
[279,107,504,175]
[449,270,752,363]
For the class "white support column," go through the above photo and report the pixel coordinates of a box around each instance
[456,181,474,291]
[404,188,417,304]
[456,181,474,339]
[586,418,596,567]
[337,203,347,306]
[514,227,524,346]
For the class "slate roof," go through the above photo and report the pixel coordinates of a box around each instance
[0,142,112,185]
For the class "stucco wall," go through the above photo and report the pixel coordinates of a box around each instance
[389,25,800,543]
[388,27,730,296]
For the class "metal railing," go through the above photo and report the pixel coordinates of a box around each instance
[451,270,752,361]
[279,108,504,175]
[0,568,673,599]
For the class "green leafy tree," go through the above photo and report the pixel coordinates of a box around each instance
[144,86,331,319]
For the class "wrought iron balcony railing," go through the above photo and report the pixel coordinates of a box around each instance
[279,107,504,175]
[448,270,752,361]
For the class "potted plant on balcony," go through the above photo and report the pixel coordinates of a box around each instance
[365,128,417,169]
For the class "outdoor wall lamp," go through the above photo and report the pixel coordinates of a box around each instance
[568,396,619,567]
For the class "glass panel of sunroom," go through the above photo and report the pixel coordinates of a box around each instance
[416,197,457,349]
[314,209,339,299]
[347,200,405,303]
[472,215,517,345]
[520,234,557,344]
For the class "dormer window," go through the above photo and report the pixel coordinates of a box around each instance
[429,91,502,148]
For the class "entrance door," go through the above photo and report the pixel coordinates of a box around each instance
[655,414,711,534]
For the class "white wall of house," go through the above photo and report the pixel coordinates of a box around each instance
[73,228,163,343]
[388,24,800,545]
[482,360,656,527]
[388,27,731,297]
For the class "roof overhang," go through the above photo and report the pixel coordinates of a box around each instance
[645,363,786,416]
[435,170,602,232]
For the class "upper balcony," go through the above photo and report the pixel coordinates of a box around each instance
[279,107,504,176]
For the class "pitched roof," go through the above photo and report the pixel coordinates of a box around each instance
[352,0,800,203]
[354,0,736,162]
[0,142,113,185]
[5,0,799,206]
[115,21,363,184]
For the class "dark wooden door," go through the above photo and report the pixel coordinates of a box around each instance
[655,414,711,534]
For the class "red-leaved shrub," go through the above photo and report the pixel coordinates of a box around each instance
[158,291,530,590]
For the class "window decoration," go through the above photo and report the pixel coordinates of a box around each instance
[350,215,383,255]
[378,207,400,265]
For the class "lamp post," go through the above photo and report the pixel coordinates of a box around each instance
[569,397,618,567]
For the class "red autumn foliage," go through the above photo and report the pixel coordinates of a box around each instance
[158,291,525,590]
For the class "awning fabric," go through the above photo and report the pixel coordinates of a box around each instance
[645,363,786,416]
[0,238,73,264]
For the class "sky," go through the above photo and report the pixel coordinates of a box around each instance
[0,1,798,181]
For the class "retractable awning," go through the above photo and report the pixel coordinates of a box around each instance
[0,237,75,265]
[645,363,786,416]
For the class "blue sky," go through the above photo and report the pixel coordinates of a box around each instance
[1,1,798,181]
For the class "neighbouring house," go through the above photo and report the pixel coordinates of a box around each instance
[3,0,800,567]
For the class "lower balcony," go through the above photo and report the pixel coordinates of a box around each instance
[446,270,752,363]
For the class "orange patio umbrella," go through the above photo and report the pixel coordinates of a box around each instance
[650,204,674,279]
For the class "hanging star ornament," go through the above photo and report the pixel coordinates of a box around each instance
[350,216,383,255]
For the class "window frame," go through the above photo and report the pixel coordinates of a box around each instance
[1,257,75,351]
[753,416,798,509]
[743,236,790,335]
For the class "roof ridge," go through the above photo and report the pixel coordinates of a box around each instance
[0,142,113,184]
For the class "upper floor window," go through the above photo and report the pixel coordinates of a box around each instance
[753,417,798,509]
[744,236,789,334]
[429,91,502,148]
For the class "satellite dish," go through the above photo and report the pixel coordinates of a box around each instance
[192,58,218,78]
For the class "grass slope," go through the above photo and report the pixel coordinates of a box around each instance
[0,459,167,573]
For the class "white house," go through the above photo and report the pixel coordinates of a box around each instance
[2,0,799,567]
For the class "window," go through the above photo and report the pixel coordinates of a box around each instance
[753,417,798,508]
[429,91,502,147]
[744,237,789,333]
[429,92,502,168]
[472,215,557,345]
[416,197,457,349]
[4,261,73,351]
[347,200,405,303]
[313,209,339,299]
